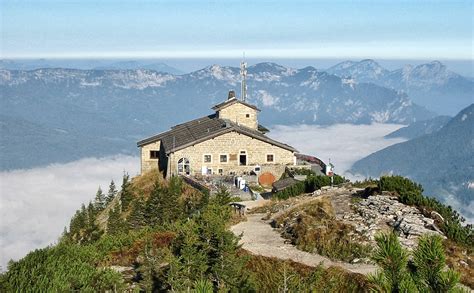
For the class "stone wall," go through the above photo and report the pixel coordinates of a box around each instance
[140,141,161,174]
[217,103,258,129]
[168,131,295,177]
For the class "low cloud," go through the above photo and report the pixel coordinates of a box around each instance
[0,155,139,271]
[268,123,406,177]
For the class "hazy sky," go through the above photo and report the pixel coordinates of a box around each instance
[1,0,473,59]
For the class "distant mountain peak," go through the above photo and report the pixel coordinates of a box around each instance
[359,59,378,65]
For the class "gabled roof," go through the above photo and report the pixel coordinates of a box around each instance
[137,115,297,154]
[211,97,261,112]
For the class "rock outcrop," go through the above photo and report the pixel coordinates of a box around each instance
[344,194,444,249]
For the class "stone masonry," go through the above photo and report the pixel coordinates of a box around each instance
[169,131,295,177]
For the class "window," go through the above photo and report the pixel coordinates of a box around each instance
[203,154,212,163]
[220,154,228,163]
[177,158,190,175]
[206,168,212,175]
[218,168,223,175]
[266,154,274,162]
[246,113,250,118]
[150,150,159,159]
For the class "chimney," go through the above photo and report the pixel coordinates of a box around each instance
[228,90,236,100]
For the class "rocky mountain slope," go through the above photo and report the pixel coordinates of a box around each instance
[327,60,473,115]
[384,115,451,139]
[350,104,474,220]
[0,63,434,170]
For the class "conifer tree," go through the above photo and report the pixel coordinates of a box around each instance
[412,235,460,292]
[168,220,208,291]
[129,196,146,230]
[145,177,183,226]
[120,173,133,210]
[213,186,232,205]
[94,186,106,211]
[107,205,127,235]
[106,180,118,204]
[82,201,102,243]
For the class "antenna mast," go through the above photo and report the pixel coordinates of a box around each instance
[240,53,247,102]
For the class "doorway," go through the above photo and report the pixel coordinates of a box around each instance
[239,151,247,166]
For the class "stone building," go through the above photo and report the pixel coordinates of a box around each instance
[137,91,298,179]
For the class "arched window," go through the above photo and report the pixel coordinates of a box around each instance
[177,158,190,175]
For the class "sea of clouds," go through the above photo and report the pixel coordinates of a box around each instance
[0,155,139,271]
[0,123,406,271]
[269,123,407,177]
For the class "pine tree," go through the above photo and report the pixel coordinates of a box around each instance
[168,220,208,291]
[107,205,127,235]
[145,177,183,226]
[94,186,106,211]
[82,201,102,243]
[129,196,146,230]
[412,235,460,292]
[213,186,232,205]
[120,173,133,210]
[106,180,118,204]
[196,204,252,290]
[370,232,411,292]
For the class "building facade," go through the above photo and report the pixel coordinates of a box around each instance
[137,91,298,179]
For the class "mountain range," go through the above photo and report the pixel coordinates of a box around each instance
[327,60,473,115]
[0,59,184,75]
[350,104,474,220]
[1,60,472,171]
[0,62,438,170]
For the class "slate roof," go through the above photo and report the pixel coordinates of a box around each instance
[137,114,297,154]
[272,177,300,192]
[211,97,261,112]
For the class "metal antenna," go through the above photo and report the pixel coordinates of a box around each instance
[240,53,247,102]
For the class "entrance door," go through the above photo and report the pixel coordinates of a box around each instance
[239,151,247,166]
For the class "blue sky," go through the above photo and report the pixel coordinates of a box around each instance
[1,0,473,59]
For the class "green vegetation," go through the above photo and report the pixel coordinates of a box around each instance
[1,171,470,291]
[274,174,345,199]
[274,180,306,200]
[0,243,125,292]
[370,232,463,292]
[246,254,376,292]
[275,198,372,262]
[378,176,473,247]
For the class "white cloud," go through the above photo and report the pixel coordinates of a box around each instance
[268,123,407,177]
[0,155,139,271]
[257,90,280,107]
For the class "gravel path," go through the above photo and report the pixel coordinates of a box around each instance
[230,206,378,275]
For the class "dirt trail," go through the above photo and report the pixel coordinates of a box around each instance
[230,199,378,275]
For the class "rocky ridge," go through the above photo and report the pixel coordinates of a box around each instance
[345,193,444,249]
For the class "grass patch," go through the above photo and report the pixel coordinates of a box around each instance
[244,252,377,292]
[444,240,474,289]
[274,197,372,262]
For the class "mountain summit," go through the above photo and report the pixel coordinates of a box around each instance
[328,60,473,115]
